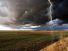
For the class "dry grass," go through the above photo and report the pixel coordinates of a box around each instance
[40,37,68,51]
[0,30,68,51]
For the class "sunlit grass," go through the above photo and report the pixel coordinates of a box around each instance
[0,30,68,51]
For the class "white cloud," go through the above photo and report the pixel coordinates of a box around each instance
[0,25,14,30]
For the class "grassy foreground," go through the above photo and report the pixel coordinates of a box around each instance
[0,31,68,51]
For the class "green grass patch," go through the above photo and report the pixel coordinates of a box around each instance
[0,31,68,51]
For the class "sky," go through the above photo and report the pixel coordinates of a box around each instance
[0,0,68,30]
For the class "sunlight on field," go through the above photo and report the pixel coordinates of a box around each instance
[0,30,68,51]
[40,37,68,51]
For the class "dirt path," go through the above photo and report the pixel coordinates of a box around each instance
[40,37,68,51]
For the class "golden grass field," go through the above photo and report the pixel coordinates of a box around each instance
[0,30,68,51]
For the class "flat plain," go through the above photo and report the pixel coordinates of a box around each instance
[0,30,68,51]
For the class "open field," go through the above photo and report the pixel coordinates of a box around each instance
[0,30,68,51]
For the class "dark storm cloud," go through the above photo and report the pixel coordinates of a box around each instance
[0,0,50,25]
[52,0,68,24]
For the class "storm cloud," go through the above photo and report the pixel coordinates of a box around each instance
[0,0,50,25]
